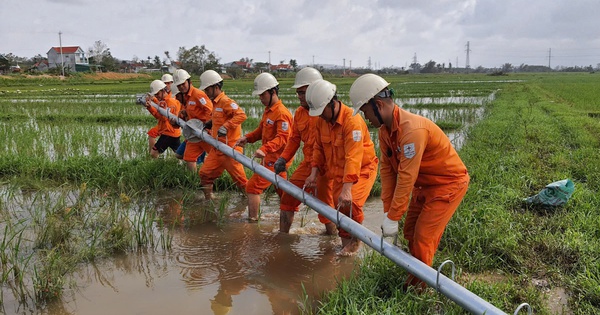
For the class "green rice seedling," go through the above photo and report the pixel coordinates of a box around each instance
[33,248,73,302]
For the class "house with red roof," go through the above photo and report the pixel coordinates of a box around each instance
[47,46,89,72]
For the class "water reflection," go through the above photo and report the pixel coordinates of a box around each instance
[21,192,358,315]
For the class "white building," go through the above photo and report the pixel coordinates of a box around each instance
[47,46,88,72]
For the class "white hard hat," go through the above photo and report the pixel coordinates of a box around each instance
[149,80,166,95]
[161,74,173,83]
[291,67,323,88]
[173,69,191,86]
[349,73,390,115]
[199,70,223,90]
[306,79,336,117]
[252,73,279,96]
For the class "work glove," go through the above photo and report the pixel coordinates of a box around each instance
[217,126,228,137]
[381,215,399,237]
[178,109,188,121]
[203,120,213,130]
[273,157,287,174]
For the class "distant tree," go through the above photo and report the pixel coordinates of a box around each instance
[254,62,269,72]
[502,63,513,72]
[99,50,120,72]
[227,67,244,80]
[289,59,298,70]
[176,45,220,75]
[409,62,421,73]
[153,55,162,69]
[0,54,9,72]
[421,60,438,73]
[88,40,109,64]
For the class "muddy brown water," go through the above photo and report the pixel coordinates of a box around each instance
[24,195,385,315]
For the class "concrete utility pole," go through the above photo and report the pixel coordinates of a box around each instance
[343,58,346,75]
[312,55,315,67]
[465,41,471,70]
[349,60,352,72]
[368,56,372,69]
[548,48,552,69]
[268,51,271,72]
[59,31,65,77]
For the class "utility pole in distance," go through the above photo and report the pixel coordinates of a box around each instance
[548,48,552,69]
[465,41,471,71]
[59,31,65,77]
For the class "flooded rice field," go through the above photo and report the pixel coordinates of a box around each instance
[0,186,385,315]
[0,79,506,314]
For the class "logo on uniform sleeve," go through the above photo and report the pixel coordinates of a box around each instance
[199,97,207,105]
[215,107,224,112]
[231,103,239,110]
[403,143,416,159]
[282,122,289,131]
[266,118,274,125]
[352,130,362,142]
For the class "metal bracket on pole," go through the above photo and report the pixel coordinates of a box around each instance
[437,260,456,293]
[513,303,532,315]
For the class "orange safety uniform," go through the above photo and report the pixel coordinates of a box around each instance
[380,105,469,273]
[146,96,181,138]
[199,91,248,189]
[245,100,293,195]
[279,106,333,223]
[312,104,378,239]
[181,86,214,162]
[147,90,174,138]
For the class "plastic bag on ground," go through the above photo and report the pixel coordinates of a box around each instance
[523,179,575,206]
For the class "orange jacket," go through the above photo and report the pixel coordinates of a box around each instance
[380,106,469,220]
[147,96,181,137]
[211,91,247,146]
[312,103,377,184]
[182,86,213,123]
[280,106,318,163]
[245,100,293,160]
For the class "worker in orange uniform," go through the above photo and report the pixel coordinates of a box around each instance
[273,67,336,234]
[304,79,378,256]
[198,70,248,200]
[350,73,470,288]
[147,73,176,155]
[235,73,293,221]
[144,79,181,158]
[172,69,214,172]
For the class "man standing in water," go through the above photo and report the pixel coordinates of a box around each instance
[349,73,470,288]
[235,73,293,221]
[197,70,248,200]
[274,67,336,234]
[304,79,378,256]
[172,69,213,172]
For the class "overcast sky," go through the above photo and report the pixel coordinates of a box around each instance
[2,0,599,69]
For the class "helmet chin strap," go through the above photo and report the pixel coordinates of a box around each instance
[369,99,384,125]
[328,100,340,124]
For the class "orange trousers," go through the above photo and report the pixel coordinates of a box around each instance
[246,163,287,196]
[404,178,469,286]
[199,147,248,189]
[183,141,213,162]
[279,161,334,224]
[333,165,378,239]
